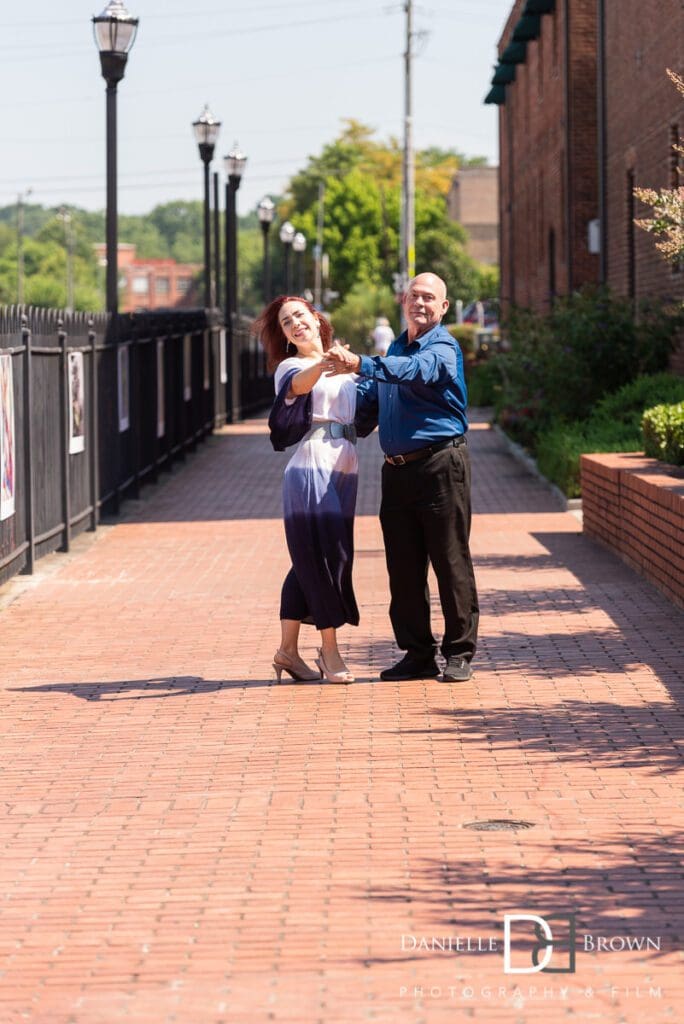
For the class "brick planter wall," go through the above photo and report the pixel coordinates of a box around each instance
[581,453,684,608]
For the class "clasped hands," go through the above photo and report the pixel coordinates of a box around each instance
[321,343,361,376]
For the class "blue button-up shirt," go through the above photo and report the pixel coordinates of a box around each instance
[355,322,468,456]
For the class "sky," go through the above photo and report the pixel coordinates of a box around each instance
[0,0,515,218]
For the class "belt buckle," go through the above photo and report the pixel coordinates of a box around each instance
[387,453,406,466]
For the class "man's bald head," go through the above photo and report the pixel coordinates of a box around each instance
[403,273,450,341]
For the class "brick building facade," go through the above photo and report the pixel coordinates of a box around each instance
[447,166,499,265]
[601,0,683,310]
[490,0,683,327]
[492,0,600,311]
[94,244,200,312]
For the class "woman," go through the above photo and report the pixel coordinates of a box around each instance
[256,295,359,684]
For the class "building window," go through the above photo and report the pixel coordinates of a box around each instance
[156,276,170,295]
[177,277,191,294]
[548,227,556,304]
[626,170,636,299]
[131,275,149,294]
[670,124,681,274]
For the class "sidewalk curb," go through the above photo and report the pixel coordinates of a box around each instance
[491,423,582,516]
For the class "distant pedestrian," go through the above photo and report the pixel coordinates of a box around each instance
[371,317,394,356]
[256,295,359,685]
[322,273,479,683]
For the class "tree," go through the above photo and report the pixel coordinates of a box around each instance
[634,70,684,264]
[278,122,485,306]
[330,282,398,351]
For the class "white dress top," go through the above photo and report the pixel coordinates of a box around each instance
[274,355,357,425]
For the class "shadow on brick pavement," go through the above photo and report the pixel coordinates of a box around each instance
[0,408,682,1023]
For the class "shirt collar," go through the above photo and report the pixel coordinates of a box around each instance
[400,321,445,349]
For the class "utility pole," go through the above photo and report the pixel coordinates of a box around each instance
[402,0,415,288]
[16,188,32,305]
[60,207,75,313]
[314,180,325,309]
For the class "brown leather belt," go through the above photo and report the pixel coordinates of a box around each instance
[384,435,466,466]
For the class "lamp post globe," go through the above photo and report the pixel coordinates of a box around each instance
[92,0,138,318]
[192,105,221,309]
[224,143,247,185]
[279,220,295,245]
[279,220,295,293]
[292,232,307,295]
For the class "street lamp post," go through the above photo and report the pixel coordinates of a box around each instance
[279,220,295,294]
[92,0,138,317]
[223,143,247,327]
[223,143,247,423]
[192,104,221,309]
[257,196,275,303]
[292,231,307,296]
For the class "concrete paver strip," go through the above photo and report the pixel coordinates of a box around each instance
[0,412,681,1023]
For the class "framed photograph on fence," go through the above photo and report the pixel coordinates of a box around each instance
[68,351,85,455]
[0,353,15,521]
[203,334,210,391]
[156,339,165,439]
[183,334,192,402]
[219,328,228,384]
[118,344,130,433]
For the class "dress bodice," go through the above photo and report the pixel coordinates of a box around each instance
[274,356,357,424]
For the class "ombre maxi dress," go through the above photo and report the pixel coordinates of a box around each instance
[273,356,359,630]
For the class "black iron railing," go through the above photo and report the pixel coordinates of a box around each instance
[0,306,271,587]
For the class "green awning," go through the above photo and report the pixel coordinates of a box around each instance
[524,0,555,13]
[513,14,542,41]
[501,40,527,64]
[492,63,516,85]
[484,84,507,105]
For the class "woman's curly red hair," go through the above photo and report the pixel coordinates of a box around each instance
[254,295,333,374]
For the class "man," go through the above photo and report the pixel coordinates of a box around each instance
[323,272,479,682]
[371,316,394,356]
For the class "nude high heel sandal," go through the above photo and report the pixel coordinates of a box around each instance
[272,650,322,682]
[315,649,355,684]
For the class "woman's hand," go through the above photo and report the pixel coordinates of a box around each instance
[323,344,361,376]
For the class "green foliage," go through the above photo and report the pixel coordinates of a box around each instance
[280,121,486,305]
[533,373,684,496]
[476,262,500,300]
[330,282,398,351]
[642,402,684,465]
[465,357,505,407]
[536,421,643,498]
[591,372,684,430]
[447,323,478,356]
[495,287,683,448]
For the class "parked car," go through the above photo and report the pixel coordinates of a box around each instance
[461,300,500,329]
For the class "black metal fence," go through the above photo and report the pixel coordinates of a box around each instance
[0,306,271,587]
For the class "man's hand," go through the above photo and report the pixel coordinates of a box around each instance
[322,343,361,376]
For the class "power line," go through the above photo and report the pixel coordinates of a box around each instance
[0,6,388,58]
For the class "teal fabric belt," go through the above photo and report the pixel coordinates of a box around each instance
[308,421,357,444]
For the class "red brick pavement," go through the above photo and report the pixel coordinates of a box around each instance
[0,412,681,1024]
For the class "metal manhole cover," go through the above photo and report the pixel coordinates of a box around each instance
[464,819,535,832]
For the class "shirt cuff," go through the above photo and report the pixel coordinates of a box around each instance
[358,355,375,377]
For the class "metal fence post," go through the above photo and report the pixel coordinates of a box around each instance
[59,319,71,553]
[89,318,99,531]
[22,314,35,573]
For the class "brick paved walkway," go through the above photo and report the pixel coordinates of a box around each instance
[0,413,682,1024]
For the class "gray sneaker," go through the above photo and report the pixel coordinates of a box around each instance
[441,656,473,682]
